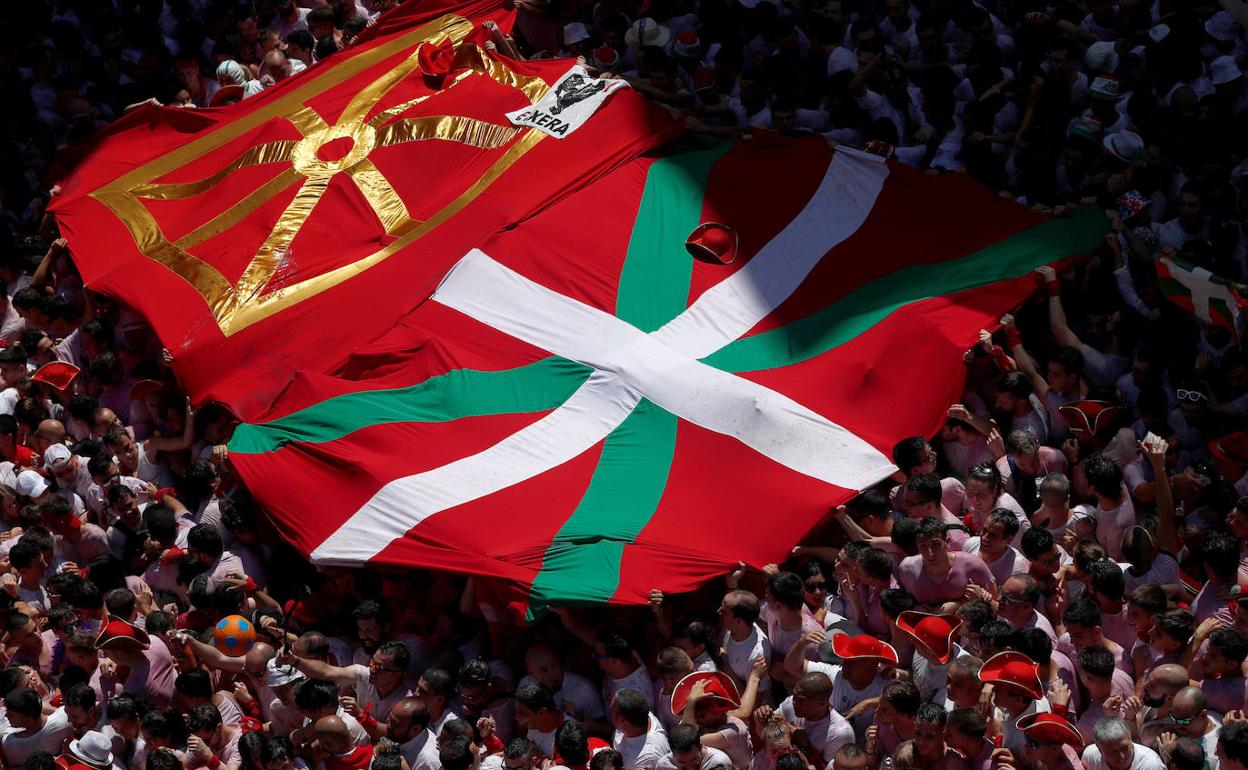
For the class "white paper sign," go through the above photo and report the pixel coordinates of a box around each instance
[506,65,628,139]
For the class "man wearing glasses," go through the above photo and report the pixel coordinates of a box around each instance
[1156,688,1221,768]
[278,640,414,724]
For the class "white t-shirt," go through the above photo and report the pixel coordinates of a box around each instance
[1,707,75,767]
[656,747,732,770]
[776,698,855,762]
[1081,742,1165,770]
[614,714,670,770]
[721,626,772,695]
[518,671,605,720]
[605,665,656,711]
[805,661,886,737]
[400,729,442,770]
[349,663,414,721]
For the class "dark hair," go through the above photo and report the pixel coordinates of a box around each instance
[1202,531,1241,582]
[105,587,136,619]
[966,463,1003,493]
[1077,645,1115,679]
[669,724,701,753]
[675,620,715,650]
[1051,347,1084,378]
[776,755,807,770]
[8,540,40,571]
[147,749,183,770]
[881,680,921,715]
[515,681,557,712]
[260,737,297,767]
[64,682,97,711]
[905,474,942,504]
[187,524,224,559]
[978,620,1014,651]
[4,687,41,717]
[1222,722,1248,767]
[186,702,223,732]
[26,753,57,770]
[956,599,996,633]
[352,598,389,625]
[916,517,948,541]
[1063,598,1102,629]
[892,437,929,475]
[1083,454,1124,499]
[859,548,894,582]
[995,371,1033,398]
[1087,560,1125,602]
[142,708,188,745]
[504,738,535,761]
[106,693,143,721]
[596,629,635,661]
[879,588,916,619]
[294,679,339,712]
[947,708,987,738]
[915,703,947,726]
[1010,627,1052,663]
[1154,609,1195,643]
[891,517,919,554]
[590,749,624,770]
[612,688,651,730]
[1210,627,1248,664]
[175,669,214,700]
[440,737,476,770]
[555,721,590,765]
[725,590,760,624]
[767,572,805,610]
[986,508,1020,539]
[1127,584,1166,615]
[378,640,411,672]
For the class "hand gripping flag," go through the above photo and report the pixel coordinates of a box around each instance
[49,0,678,419]
[226,138,1106,611]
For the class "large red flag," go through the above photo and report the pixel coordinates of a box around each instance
[50,0,679,419]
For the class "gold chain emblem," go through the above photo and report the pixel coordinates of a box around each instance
[90,14,549,336]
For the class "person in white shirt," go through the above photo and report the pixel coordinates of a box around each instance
[612,689,669,770]
[718,591,772,698]
[656,725,732,770]
[598,631,656,711]
[1081,717,1165,770]
[513,681,573,757]
[775,673,855,763]
[521,643,606,721]
[2,688,75,768]
[387,697,443,770]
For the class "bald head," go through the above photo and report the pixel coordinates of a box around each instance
[525,643,563,689]
[388,696,431,741]
[1172,686,1206,713]
[1150,664,1190,692]
[35,420,65,445]
[315,715,348,737]
[314,714,352,754]
[262,50,291,81]
[244,642,275,671]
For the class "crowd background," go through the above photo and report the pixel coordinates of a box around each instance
[1,3,1248,770]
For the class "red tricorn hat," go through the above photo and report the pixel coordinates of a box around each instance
[895,611,962,665]
[417,38,456,79]
[685,223,738,265]
[1210,432,1248,465]
[32,362,81,392]
[128,379,165,401]
[94,617,151,651]
[209,84,244,107]
[671,670,741,715]
[1016,712,1084,749]
[830,633,899,664]
[1058,400,1123,448]
[979,651,1043,700]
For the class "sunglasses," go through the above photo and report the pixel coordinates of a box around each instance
[804,580,828,592]
[1171,714,1197,726]
[1177,389,1207,403]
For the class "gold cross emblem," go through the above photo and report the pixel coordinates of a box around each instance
[90,13,549,336]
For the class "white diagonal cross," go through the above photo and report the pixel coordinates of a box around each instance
[312,147,898,564]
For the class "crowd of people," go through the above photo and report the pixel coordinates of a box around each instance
[2,3,1248,770]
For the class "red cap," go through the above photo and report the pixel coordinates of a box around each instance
[1015,712,1084,749]
[31,362,81,392]
[830,633,899,664]
[685,222,738,265]
[209,84,244,108]
[418,38,456,78]
[1210,432,1248,465]
[979,651,1043,700]
[671,670,741,714]
[593,46,620,68]
[895,611,962,665]
[94,617,151,651]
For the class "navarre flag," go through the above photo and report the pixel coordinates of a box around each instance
[49,0,678,419]
[226,137,1106,610]
[1157,255,1246,338]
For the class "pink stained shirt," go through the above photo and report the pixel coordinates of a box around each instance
[897,552,997,607]
[1201,676,1248,715]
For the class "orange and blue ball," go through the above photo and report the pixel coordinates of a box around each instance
[213,614,256,654]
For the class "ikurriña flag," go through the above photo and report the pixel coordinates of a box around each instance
[224,136,1107,612]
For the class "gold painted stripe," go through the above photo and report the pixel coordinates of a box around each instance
[374,115,519,150]
[236,174,332,298]
[131,141,298,201]
[174,167,304,249]
[345,159,417,235]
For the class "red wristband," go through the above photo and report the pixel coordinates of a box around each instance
[209,754,222,769]
[1005,328,1022,349]
[1046,280,1061,297]
[243,576,257,593]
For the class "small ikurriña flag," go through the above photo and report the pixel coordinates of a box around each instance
[1157,256,1246,339]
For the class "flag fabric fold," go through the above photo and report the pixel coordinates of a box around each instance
[1157,255,1246,338]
